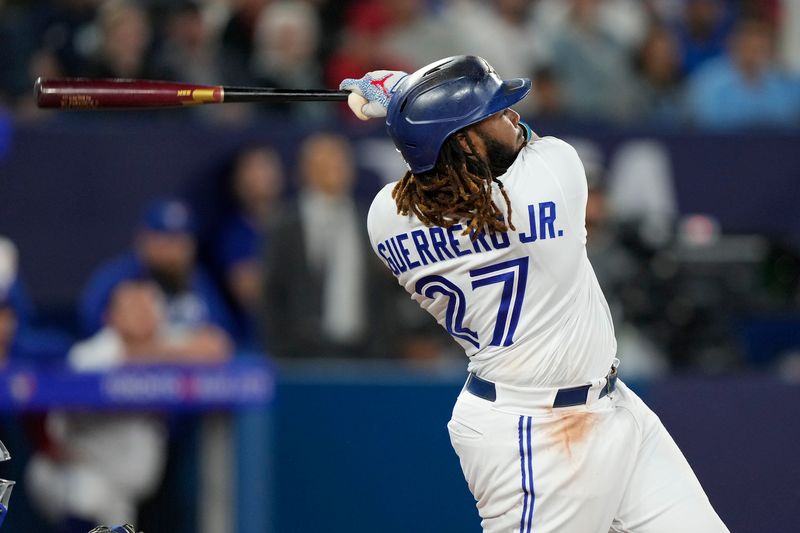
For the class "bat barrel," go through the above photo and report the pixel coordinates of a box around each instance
[35,78,224,109]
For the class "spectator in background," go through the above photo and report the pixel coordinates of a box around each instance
[0,236,31,334]
[250,0,328,121]
[687,19,800,128]
[73,280,230,369]
[445,0,543,114]
[575,142,669,379]
[529,66,565,119]
[0,271,38,368]
[262,133,398,358]
[2,0,98,110]
[549,0,639,123]
[83,0,162,80]
[215,145,285,347]
[26,280,229,533]
[777,0,800,74]
[533,0,650,58]
[0,295,16,369]
[79,198,234,340]
[0,236,69,366]
[155,2,222,86]
[630,25,686,125]
[219,0,269,84]
[0,1,38,107]
[674,0,734,75]
[155,1,243,122]
[324,0,412,93]
[605,139,678,247]
[381,0,465,69]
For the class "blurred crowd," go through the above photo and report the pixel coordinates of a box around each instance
[0,130,455,531]
[0,130,452,370]
[2,0,800,128]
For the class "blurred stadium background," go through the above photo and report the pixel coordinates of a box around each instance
[1,0,799,532]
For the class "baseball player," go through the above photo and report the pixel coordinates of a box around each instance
[340,56,729,532]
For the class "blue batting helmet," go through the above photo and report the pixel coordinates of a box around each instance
[386,55,531,174]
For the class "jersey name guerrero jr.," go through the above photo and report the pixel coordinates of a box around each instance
[367,137,616,387]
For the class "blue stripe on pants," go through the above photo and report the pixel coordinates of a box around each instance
[519,416,535,532]
[518,416,528,532]
[526,416,534,532]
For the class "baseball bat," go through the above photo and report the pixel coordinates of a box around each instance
[34,78,350,110]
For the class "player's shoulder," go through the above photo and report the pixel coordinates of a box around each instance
[367,182,400,239]
[513,136,584,177]
[527,136,581,162]
[367,181,424,246]
[369,181,396,214]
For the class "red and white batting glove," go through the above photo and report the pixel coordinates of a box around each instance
[339,70,408,121]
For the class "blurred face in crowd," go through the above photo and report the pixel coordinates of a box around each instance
[300,134,356,198]
[494,0,531,24]
[229,0,268,16]
[136,230,196,291]
[685,0,723,38]
[640,27,680,85]
[384,0,426,26]
[233,147,284,218]
[570,0,600,26]
[107,281,163,347]
[168,6,208,50]
[732,21,773,80]
[101,1,152,76]
[255,2,319,67]
[585,189,609,240]
[533,68,562,116]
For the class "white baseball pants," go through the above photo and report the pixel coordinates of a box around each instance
[447,379,729,533]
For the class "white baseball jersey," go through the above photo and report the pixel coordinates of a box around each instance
[368,136,729,533]
[367,136,616,387]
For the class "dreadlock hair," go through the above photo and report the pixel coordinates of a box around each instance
[392,130,515,239]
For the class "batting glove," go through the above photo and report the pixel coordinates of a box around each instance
[339,70,408,120]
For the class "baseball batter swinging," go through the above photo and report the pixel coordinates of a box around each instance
[339,56,729,533]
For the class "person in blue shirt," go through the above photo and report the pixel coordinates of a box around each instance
[0,282,71,366]
[674,0,734,76]
[214,146,284,347]
[79,198,234,339]
[687,19,800,128]
[1,236,70,366]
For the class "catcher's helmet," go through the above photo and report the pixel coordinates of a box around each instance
[386,55,531,174]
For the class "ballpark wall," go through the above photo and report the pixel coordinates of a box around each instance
[269,369,800,533]
[1,366,797,532]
